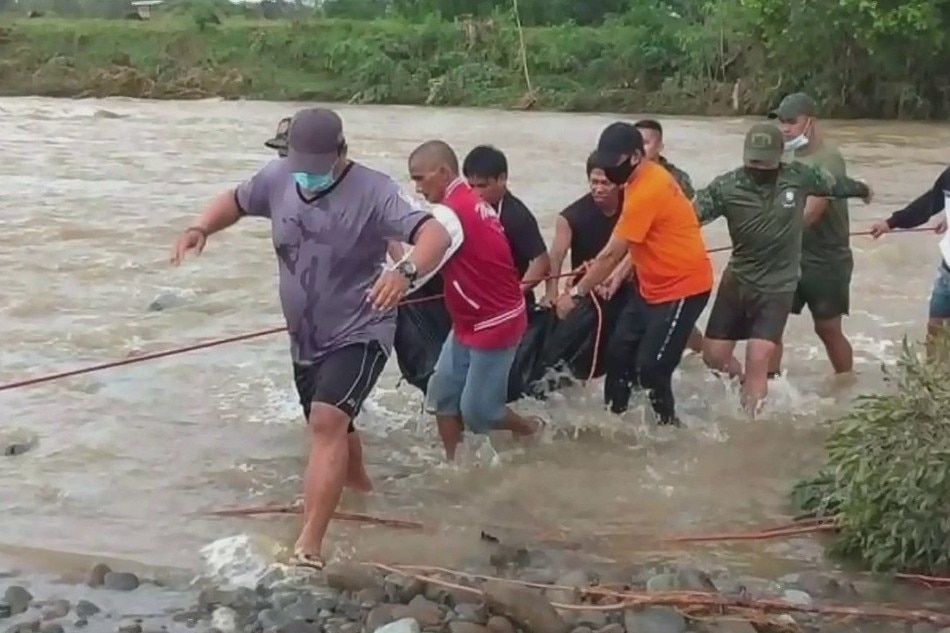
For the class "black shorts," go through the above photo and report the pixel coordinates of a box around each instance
[705,269,794,344]
[292,341,388,432]
[791,262,852,320]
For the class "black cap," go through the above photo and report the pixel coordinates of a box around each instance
[594,122,645,166]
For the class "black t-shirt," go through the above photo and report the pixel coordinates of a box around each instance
[560,193,620,271]
[496,190,547,274]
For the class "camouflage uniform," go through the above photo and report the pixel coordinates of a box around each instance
[694,123,870,343]
[769,93,854,321]
[658,155,694,199]
[264,117,291,157]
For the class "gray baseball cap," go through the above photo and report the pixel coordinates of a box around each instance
[743,123,784,169]
[287,108,345,173]
[768,92,818,120]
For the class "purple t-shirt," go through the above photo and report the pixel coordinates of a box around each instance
[235,159,431,364]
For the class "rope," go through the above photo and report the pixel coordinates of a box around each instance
[0,226,937,393]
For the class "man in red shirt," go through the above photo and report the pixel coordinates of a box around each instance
[407,140,544,460]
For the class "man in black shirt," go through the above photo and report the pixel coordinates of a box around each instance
[870,166,950,354]
[544,152,621,304]
[463,145,550,303]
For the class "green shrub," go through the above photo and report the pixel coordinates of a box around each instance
[792,338,950,574]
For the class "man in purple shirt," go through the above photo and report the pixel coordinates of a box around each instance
[170,107,451,569]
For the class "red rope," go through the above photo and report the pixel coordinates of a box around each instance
[0,226,937,393]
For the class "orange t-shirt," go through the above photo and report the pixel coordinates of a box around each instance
[613,161,713,304]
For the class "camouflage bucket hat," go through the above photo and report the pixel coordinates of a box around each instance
[264,117,291,151]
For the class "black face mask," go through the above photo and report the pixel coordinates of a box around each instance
[744,166,779,186]
[604,159,637,185]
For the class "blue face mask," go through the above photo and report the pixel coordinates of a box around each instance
[294,171,334,192]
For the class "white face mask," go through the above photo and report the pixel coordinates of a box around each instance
[784,134,809,151]
[783,117,813,151]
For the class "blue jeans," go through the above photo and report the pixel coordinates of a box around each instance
[929,262,950,319]
[425,333,517,434]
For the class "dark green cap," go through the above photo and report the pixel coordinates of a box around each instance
[768,92,817,120]
[264,116,291,152]
[743,123,784,168]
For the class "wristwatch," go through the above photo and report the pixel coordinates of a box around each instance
[395,260,418,283]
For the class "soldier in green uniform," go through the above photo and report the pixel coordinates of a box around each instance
[767,93,855,377]
[264,116,291,157]
[635,119,695,198]
[693,123,873,413]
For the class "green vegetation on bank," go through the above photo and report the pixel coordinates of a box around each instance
[0,0,949,118]
[791,340,950,576]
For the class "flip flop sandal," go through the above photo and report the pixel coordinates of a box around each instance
[290,552,326,571]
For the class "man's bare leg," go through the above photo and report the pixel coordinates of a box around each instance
[814,317,853,374]
[498,408,543,439]
[769,340,784,376]
[294,403,350,561]
[702,338,743,379]
[437,414,465,461]
[742,339,777,415]
[687,327,704,354]
[345,432,373,492]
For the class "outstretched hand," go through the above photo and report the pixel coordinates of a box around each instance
[170,228,207,265]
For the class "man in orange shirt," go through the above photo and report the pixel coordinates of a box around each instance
[556,122,713,425]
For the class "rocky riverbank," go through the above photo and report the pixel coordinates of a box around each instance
[4,551,949,633]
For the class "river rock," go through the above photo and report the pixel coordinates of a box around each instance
[6,619,40,633]
[257,608,289,631]
[323,563,380,592]
[147,292,188,312]
[384,574,426,604]
[3,443,32,457]
[284,593,330,622]
[40,600,70,621]
[453,603,487,624]
[104,572,140,592]
[38,624,64,633]
[568,627,591,633]
[593,624,623,633]
[86,564,112,587]
[358,588,387,607]
[392,596,444,627]
[117,620,143,633]
[486,616,515,633]
[707,622,757,633]
[276,621,321,633]
[781,572,855,599]
[482,580,567,633]
[339,624,361,633]
[781,590,812,606]
[367,605,397,631]
[4,587,33,615]
[448,623,490,633]
[573,613,607,629]
[199,587,260,613]
[623,607,687,633]
[375,618,421,633]
[74,601,100,618]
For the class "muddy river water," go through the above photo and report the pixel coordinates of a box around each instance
[1,97,948,584]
